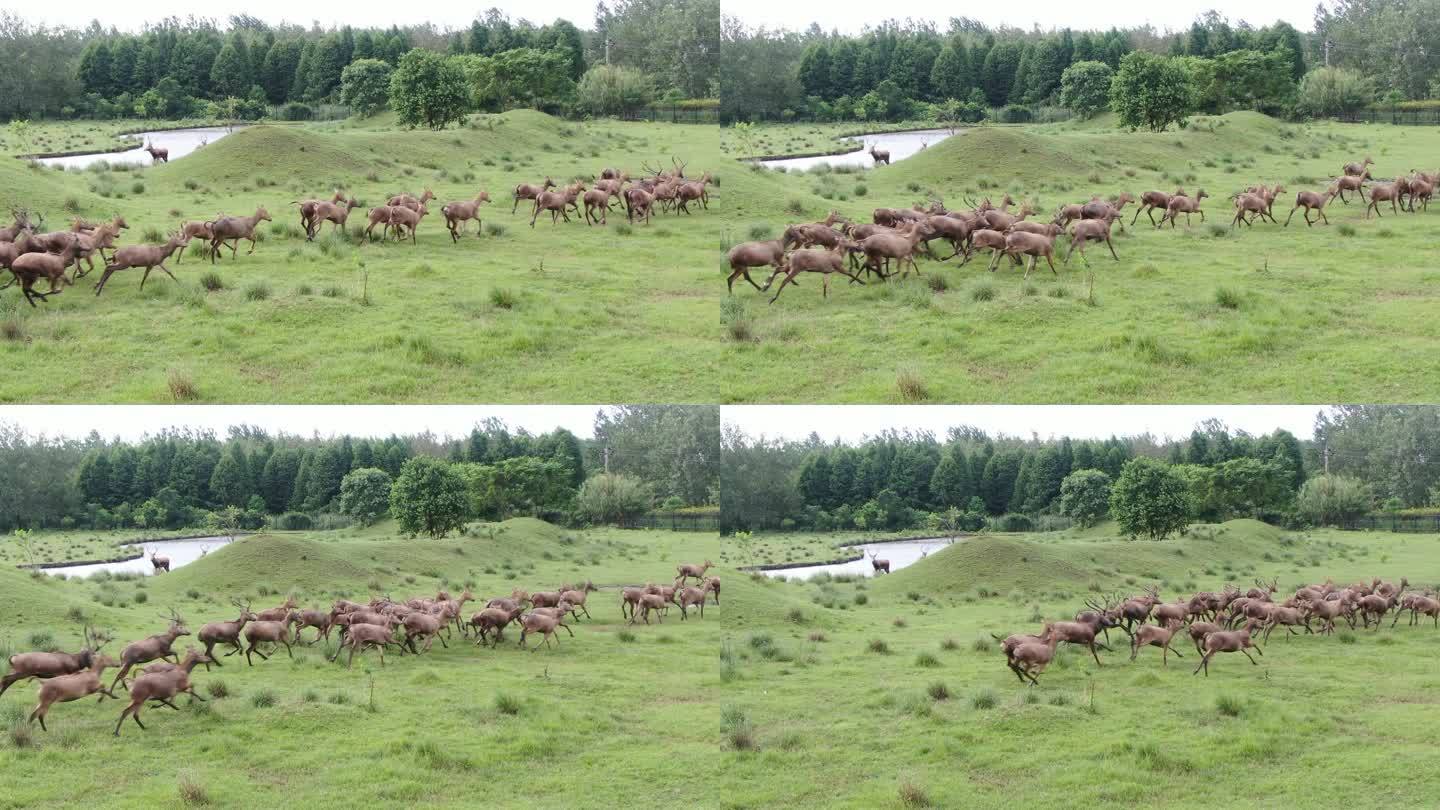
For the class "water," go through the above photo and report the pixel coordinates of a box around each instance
[759,128,958,172]
[32,126,246,170]
[42,536,235,578]
[758,537,958,580]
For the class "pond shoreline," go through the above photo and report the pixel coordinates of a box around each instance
[745,125,971,162]
[16,531,249,570]
[736,533,966,571]
[16,121,253,162]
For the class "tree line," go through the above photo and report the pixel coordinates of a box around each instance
[0,3,719,124]
[0,405,719,535]
[719,415,1394,538]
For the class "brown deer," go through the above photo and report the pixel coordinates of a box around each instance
[1007,625,1060,686]
[518,611,565,650]
[980,201,1038,232]
[1284,188,1338,227]
[173,220,215,264]
[620,586,647,619]
[92,233,192,295]
[529,590,565,609]
[1075,597,1122,644]
[388,189,434,212]
[254,596,298,623]
[439,192,492,241]
[916,215,972,261]
[402,611,448,654]
[766,244,864,303]
[1192,621,1262,676]
[0,209,34,242]
[677,585,709,619]
[675,172,712,214]
[868,142,890,166]
[1405,176,1434,211]
[146,548,170,573]
[471,605,524,646]
[296,191,345,234]
[144,140,169,163]
[1357,593,1394,629]
[1393,594,1440,628]
[624,186,655,224]
[1185,620,1222,654]
[1064,218,1119,265]
[859,221,932,278]
[726,240,786,293]
[1231,192,1277,227]
[1129,619,1185,665]
[110,611,189,692]
[998,230,1058,280]
[28,647,121,731]
[1343,156,1373,178]
[305,197,360,240]
[559,582,599,620]
[1,627,105,697]
[1131,189,1184,227]
[630,593,670,625]
[1262,605,1313,643]
[1160,190,1208,227]
[703,576,721,605]
[1047,620,1113,665]
[868,552,890,574]
[197,599,257,665]
[1247,578,1279,601]
[330,622,401,668]
[1330,174,1366,204]
[387,204,428,243]
[512,177,556,213]
[531,185,581,227]
[7,239,79,307]
[1117,587,1161,635]
[112,648,212,735]
[582,187,614,226]
[1081,192,1134,232]
[207,207,271,263]
[1364,181,1401,218]
[242,620,294,665]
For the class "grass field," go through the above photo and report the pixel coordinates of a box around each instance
[0,111,722,403]
[721,112,1440,403]
[0,519,724,808]
[717,519,1440,808]
[0,528,227,567]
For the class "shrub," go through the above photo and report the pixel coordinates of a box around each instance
[970,689,999,710]
[244,281,271,301]
[206,679,230,699]
[493,692,521,715]
[1215,695,1243,717]
[167,370,198,401]
[250,689,277,708]
[915,651,940,668]
[199,272,224,292]
[867,638,890,654]
[489,287,517,310]
[722,705,754,750]
[896,368,928,402]
[971,283,996,302]
[1214,287,1241,309]
[926,681,951,701]
[177,774,210,806]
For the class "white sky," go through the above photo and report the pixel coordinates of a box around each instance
[21,1,598,33]
[0,406,605,442]
[725,0,1317,34]
[725,406,1327,444]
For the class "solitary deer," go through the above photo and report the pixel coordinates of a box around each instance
[440,192,491,241]
[148,548,170,573]
[869,142,890,166]
[868,552,890,574]
[93,233,192,295]
[143,140,169,163]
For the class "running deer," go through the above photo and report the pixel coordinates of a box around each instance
[471,605,524,647]
[92,233,192,295]
[387,204,428,243]
[1364,181,1401,218]
[28,647,121,731]
[582,187,614,225]
[207,207,271,263]
[1,627,104,697]
[530,184,582,227]
[766,244,864,303]
[1007,625,1060,685]
[559,582,598,620]
[704,577,721,605]
[630,593,670,624]
[868,552,890,574]
[624,186,654,224]
[1160,189,1208,227]
[677,585,709,619]
[197,599,256,665]
[388,189,434,212]
[296,191,344,234]
[1231,192,1277,227]
[1343,156,1373,178]
[1284,188,1338,227]
[7,238,79,306]
[110,611,190,692]
[512,177,556,213]
[726,240,786,292]
[675,172,712,214]
[518,611,565,650]
[1064,218,1119,265]
[441,192,492,241]
[255,596,298,623]
[144,140,169,163]
[1130,619,1185,666]
[242,620,294,665]
[112,648,212,736]
[860,221,932,279]
[1131,189,1184,227]
[1330,174,1366,204]
[306,197,360,240]
[1192,621,1262,676]
[286,608,333,643]
[331,622,401,668]
[998,230,1058,280]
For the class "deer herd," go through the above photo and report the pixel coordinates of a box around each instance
[0,558,720,735]
[731,153,1434,303]
[998,574,1433,685]
[0,156,709,306]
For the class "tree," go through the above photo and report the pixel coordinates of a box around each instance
[575,64,653,116]
[1060,60,1113,118]
[208,445,252,507]
[1110,457,1191,541]
[389,456,467,539]
[210,37,254,99]
[930,40,974,103]
[575,473,651,524]
[1295,475,1371,527]
[1295,67,1373,118]
[1110,51,1192,132]
[389,48,470,130]
[1059,469,1112,527]
[338,467,393,526]
[340,58,394,116]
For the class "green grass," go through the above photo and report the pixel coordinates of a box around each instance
[0,111,722,402]
[0,518,725,805]
[723,112,1440,402]
[717,518,1440,806]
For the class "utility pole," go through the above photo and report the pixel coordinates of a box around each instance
[605,37,611,66]
[1325,39,1332,68]
[603,445,611,474]
[1323,441,1330,475]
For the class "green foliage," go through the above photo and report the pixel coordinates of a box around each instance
[1296,67,1374,118]
[574,473,652,525]
[1295,475,1371,527]
[340,59,394,117]
[1110,51,1193,132]
[338,468,394,526]
[1060,61,1114,119]
[1059,469,1112,527]
[389,50,470,130]
[389,457,469,539]
[1110,457,1191,541]
[575,65,654,117]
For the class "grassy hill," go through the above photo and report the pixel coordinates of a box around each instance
[722,112,1440,403]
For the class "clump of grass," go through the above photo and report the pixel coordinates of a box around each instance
[915,651,940,668]
[940,638,959,651]
[896,368,928,402]
[898,780,931,808]
[971,282,996,302]
[853,592,868,606]
[1048,692,1071,706]
[970,689,999,710]
[485,223,506,238]
[167,370,199,401]
[613,223,633,236]
[1338,631,1357,644]
[1,317,25,343]
[250,689,277,708]
[1214,286,1241,310]
[722,705,754,750]
[808,630,827,642]
[926,273,948,292]
[747,224,770,241]
[892,616,908,628]
[926,680,951,701]
[206,679,230,699]
[617,629,637,643]
[489,287,517,310]
[1215,695,1243,717]
[1338,223,1356,237]
[867,638,891,654]
[198,272,224,292]
[786,607,806,624]
[493,691,522,716]
[785,198,806,216]
[854,183,868,197]
[721,295,754,342]
[971,637,992,653]
[177,774,210,806]
[321,284,344,298]
[327,691,352,705]
[244,281,271,301]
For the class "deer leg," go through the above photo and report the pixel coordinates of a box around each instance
[1193,652,1211,676]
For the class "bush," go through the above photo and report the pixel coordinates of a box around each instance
[721,705,754,750]
[493,692,521,716]
[970,689,999,710]
[250,689,277,708]
[280,102,314,121]
[199,272,224,292]
[244,281,271,301]
[867,638,891,654]
[1215,695,1243,717]
[926,681,951,701]
[915,651,940,668]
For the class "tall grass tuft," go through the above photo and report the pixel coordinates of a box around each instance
[722,705,755,750]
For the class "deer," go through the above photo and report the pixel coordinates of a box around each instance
[624,186,655,224]
[305,197,360,240]
[401,611,448,654]
[726,240,786,293]
[143,140,169,163]
[207,207,271,263]
[1,627,106,698]
[868,142,891,166]
[675,172,712,214]
[295,191,345,235]
[172,220,216,264]
[530,590,565,609]
[599,167,626,181]
[1405,176,1434,211]
[112,648,212,735]
[676,586,710,619]
[1357,593,1394,629]
[531,184,581,227]
[1363,181,1401,218]
[110,611,190,692]
[0,231,40,287]
[1081,192,1134,232]
[1185,620,1222,654]
[1007,625,1060,686]
[388,189,434,212]
[1231,192,1277,227]
[703,576,721,605]
[387,204,428,243]
[1283,188,1338,227]
[517,611,565,650]
[1262,605,1313,643]
[1130,619,1185,665]
[1047,620,1113,665]
[859,221,932,279]
[630,593,670,624]
[1131,189,1184,227]
[1159,189,1208,227]
[485,589,529,613]
[92,233,192,295]
[916,215,972,261]
[67,222,122,276]
[1065,218,1119,265]
[620,586,647,619]
[1117,587,1161,635]
[197,599,257,665]
[998,230,1059,280]
[254,596,298,623]
[1393,594,1440,628]
[471,605,525,647]
[330,623,402,668]
[28,644,121,731]
[868,552,890,574]
[766,244,864,303]
[559,582,598,620]
[1075,597,1122,644]
[979,201,1038,232]
[242,620,294,665]
[967,228,1013,270]
[1343,156,1373,178]
[286,609,333,643]
[512,177,556,213]
[1329,174,1366,204]
[0,209,35,242]
[1192,620,1262,676]
[7,239,79,307]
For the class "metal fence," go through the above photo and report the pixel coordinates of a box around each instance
[617,513,720,532]
[1340,514,1440,533]
[619,106,719,125]
[1337,109,1440,126]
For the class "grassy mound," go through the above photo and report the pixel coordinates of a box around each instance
[0,567,122,629]
[724,569,835,628]
[150,125,375,185]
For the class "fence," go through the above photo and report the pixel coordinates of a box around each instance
[619,105,719,125]
[617,512,720,532]
[1340,514,1440,533]
[1337,108,1440,126]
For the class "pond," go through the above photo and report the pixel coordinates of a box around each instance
[758,537,958,580]
[759,128,958,171]
[41,536,235,578]
[32,126,246,170]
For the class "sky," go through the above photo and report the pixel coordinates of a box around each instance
[20,1,599,33]
[0,406,605,442]
[724,0,1317,34]
[724,405,1328,444]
